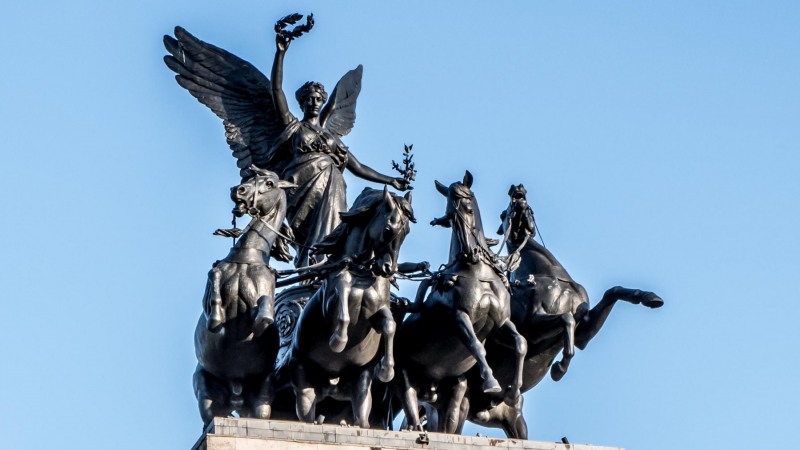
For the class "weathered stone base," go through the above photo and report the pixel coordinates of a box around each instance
[192,417,623,450]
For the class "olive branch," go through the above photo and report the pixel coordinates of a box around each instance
[392,144,417,185]
[275,13,314,41]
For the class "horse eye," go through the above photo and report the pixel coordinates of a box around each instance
[266,180,274,188]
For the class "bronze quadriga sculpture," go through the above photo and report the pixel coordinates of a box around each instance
[165,13,663,439]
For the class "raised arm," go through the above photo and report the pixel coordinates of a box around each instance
[346,152,411,191]
[271,35,292,126]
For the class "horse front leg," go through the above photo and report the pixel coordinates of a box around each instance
[204,266,225,331]
[550,313,576,381]
[453,310,501,394]
[575,286,663,350]
[329,269,353,353]
[250,265,275,337]
[371,306,396,383]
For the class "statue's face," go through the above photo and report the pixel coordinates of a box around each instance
[301,91,324,118]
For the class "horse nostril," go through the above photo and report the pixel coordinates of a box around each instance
[237,186,246,195]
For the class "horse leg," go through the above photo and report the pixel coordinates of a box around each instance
[575,286,663,350]
[453,310,501,393]
[289,357,317,423]
[442,376,468,434]
[371,306,396,382]
[251,265,275,337]
[493,320,527,405]
[550,313,576,381]
[251,373,274,420]
[399,370,423,431]
[351,368,373,428]
[193,365,229,427]
[329,269,352,353]
[205,266,224,331]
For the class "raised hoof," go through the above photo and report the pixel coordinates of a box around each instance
[252,314,273,337]
[377,364,395,383]
[207,308,224,332]
[329,334,348,353]
[641,292,664,308]
[550,363,567,382]
[482,377,502,394]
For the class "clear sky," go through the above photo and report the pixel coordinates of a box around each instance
[1,1,798,449]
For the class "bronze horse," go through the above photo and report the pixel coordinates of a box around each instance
[394,172,527,433]
[460,184,664,438]
[287,187,415,428]
[193,168,295,426]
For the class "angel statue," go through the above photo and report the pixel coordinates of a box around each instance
[164,15,410,268]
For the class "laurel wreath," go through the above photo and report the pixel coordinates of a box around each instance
[275,13,315,41]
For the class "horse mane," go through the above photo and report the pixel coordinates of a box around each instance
[313,188,386,257]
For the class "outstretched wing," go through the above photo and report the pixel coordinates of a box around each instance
[320,65,363,137]
[164,26,289,177]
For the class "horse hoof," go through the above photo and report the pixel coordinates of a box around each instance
[482,377,502,394]
[550,363,567,382]
[252,317,273,337]
[207,311,224,332]
[329,335,348,353]
[641,293,664,308]
[377,366,395,383]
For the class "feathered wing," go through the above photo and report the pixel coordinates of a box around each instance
[163,26,290,177]
[320,65,363,137]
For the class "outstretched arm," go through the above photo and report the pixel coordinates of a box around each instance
[346,152,410,190]
[271,35,292,126]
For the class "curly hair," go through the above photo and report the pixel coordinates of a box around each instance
[295,81,328,106]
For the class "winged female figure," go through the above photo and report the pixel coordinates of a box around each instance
[164,15,409,268]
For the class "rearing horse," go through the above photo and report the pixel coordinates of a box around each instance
[288,187,415,428]
[394,171,527,433]
[193,168,295,427]
[460,184,664,439]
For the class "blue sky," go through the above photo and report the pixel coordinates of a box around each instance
[1,1,798,449]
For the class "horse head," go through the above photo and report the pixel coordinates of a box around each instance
[231,167,296,221]
[497,184,536,248]
[316,187,415,276]
[433,171,491,265]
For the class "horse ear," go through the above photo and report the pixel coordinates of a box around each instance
[463,170,473,188]
[434,180,448,196]
[404,191,412,204]
[383,185,392,203]
[508,185,516,196]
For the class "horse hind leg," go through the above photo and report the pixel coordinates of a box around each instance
[351,368,373,428]
[575,286,663,350]
[289,357,317,423]
[550,313,576,382]
[193,365,231,428]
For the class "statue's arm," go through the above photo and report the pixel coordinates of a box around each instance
[271,36,292,126]
[346,152,410,190]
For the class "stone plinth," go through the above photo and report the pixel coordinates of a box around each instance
[192,417,623,450]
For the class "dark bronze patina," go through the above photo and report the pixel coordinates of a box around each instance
[165,14,663,437]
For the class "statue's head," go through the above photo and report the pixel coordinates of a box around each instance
[295,82,328,118]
